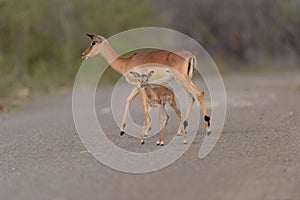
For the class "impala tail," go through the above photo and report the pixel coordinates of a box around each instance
[187,55,197,78]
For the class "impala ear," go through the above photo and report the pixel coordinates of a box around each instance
[86,33,94,40]
[147,70,154,78]
[98,37,103,43]
[130,71,140,78]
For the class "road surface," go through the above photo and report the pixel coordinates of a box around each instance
[0,71,300,200]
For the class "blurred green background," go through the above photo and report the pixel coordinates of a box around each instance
[0,0,299,102]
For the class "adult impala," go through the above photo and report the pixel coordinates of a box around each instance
[81,34,211,144]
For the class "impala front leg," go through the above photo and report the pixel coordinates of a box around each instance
[139,88,150,145]
[145,105,152,137]
[120,88,139,136]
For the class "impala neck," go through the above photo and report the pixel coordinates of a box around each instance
[101,41,125,75]
[144,86,152,97]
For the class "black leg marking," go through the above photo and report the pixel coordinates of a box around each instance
[192,97,195,102]
[122,123,126,129]
[183,120,188,129]
[120,131,125,136]
[204,115,210,127]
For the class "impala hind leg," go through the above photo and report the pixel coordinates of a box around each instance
[157,105,168,146]
[182,91,193,144]
[174,73,210,135]
[169,97,184,136]
[173,72,210,135]
[139,88,150,145]
[120,88,139,136]
[172,74,196,137]
[157,106,162,145]
[177,91,194,137]
[191,84,210,134]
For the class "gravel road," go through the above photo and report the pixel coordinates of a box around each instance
[0,71,299,200]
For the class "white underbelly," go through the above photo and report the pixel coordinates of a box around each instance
[125,66,174,86]
[149,72,173,85]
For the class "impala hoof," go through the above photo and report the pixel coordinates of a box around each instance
[183,140,187,144]
[207,130,211,136]
[156,141,160,145]
[160,141,164,146]
[120,131,125,136]
[183,120,188,129]
[141,141,145,145]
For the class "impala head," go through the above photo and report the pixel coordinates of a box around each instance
[81,34,106,59]
[130,71,154,88]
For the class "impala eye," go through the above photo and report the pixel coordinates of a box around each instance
[91,41,96,46]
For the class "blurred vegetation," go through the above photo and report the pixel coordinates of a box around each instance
[157,0,300,66]
[0,0,299,102]
[0,0,159,99]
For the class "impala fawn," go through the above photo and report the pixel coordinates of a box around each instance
[130,71,187,145]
